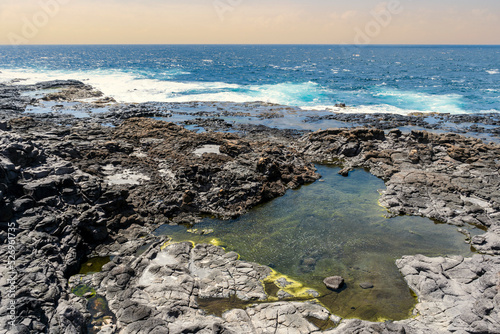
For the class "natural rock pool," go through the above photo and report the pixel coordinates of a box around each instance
[155,165,477,321]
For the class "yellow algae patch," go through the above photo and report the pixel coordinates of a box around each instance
[160,240,171,250]
[377,198,393,218]
[263,268,318,300]
[159,237,173,250]
[161,235,222,250]
[209,238,223,247]
[160,239,195,250]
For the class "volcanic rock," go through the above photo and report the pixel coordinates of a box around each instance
[323,276,345,290]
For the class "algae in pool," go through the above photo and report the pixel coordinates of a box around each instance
[71,285,115,334]
[154,166,476,321]
[79,257,111,275]
[87,295,116,334]
[72,284,96,298]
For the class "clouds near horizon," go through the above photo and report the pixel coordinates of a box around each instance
[0,0,499,44]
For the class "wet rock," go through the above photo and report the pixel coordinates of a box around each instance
[94,96,117,104]
[0,84,31,112]
[42,86,104,102]
[338,167,352,177]
[33,79,85,90]
[323,276,345,290]
[275,278,293,288]
[299,257,317,273]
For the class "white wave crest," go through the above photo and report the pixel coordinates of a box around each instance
[0,68,325,105]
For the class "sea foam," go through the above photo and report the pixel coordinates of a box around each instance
[0,68,326,106]
[0,67,496,115]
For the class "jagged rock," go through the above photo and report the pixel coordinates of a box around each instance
[338,167,352,177]
[42,86,104,102]
[33,79,85,90]
[115,301,152,325]
[394,254,500,333]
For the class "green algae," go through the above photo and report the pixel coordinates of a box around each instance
[79,257,112,275]
[72,284,96,298]
[155,166,478,322]
[71,285,116,334]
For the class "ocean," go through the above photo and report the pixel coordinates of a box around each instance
[0,44,499,114]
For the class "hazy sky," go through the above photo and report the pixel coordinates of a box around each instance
[1,0,499,45]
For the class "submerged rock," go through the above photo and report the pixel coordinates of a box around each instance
[359,282,374,289]
[323,276,345,290]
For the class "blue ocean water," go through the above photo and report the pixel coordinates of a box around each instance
[0,45,499,114]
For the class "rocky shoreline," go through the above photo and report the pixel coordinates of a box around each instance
[0,80,499,333]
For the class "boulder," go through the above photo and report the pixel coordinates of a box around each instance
[323,276,345,290]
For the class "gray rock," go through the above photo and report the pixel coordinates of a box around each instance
[277,290,293,299]
[115,301,152,325]
[359,282,374,289]
[323,276,345,290]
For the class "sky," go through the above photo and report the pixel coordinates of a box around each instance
[0,0,499,45]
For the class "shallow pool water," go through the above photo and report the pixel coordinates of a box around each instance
[155,166,476,321]
[79,256,112,275]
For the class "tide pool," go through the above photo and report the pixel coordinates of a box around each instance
[154,165,477,321]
